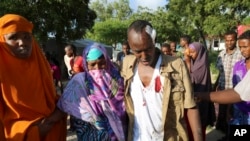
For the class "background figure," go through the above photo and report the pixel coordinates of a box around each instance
[170,41,178,56]
[230,30,250,126]
[0,14,66,141]
[63,44,78,131]
[116,40,132,67]
[180,35,192,72]
[70,47,84,77]
[44,51,63,94]
[161,43,172,55]
[57,43,127,141]
[186,42,216,141]
[64,44,76,79]
[122,19,202,141]
[71,55,84,75]
[214,30,243,140]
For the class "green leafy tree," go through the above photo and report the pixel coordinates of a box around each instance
[0,0,96,42]
[86,19,129,46]
[166,0,209,47]
[242,16,250,24]
[129,6,181,44]
[87,0,132,46]
[90,0,132,21]
[204,0,250,36]
[166,0,250,47]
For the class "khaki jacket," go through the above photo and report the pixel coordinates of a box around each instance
[121,54,196,141]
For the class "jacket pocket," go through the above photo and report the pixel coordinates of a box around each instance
[170,73,184,101]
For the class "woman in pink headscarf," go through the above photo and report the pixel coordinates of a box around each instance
[57,43,127,141]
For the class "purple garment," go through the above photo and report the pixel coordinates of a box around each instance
[190,42,212,91]
[232,60,250,114]
[50,63,61,81]
[189,42,215,127]
[57,43,127,140]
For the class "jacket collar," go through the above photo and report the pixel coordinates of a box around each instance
[123,54,175,81]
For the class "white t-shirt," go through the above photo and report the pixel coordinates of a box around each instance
[64,55,74,76]
[234,70,250,101]
[130,56,164,141]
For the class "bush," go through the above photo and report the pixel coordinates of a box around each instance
[208,50,219,74]
[208,50,219,83]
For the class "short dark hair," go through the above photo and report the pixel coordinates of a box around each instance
[170,41,176,45]
[122,40,129,47]
[161,43,170,49]
[180,35,191,44]
[224,30,237,38]
[65,44,76,53]
[238,30,250,40]
[127,20,153,34]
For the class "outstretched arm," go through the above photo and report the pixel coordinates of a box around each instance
[196,89,242,104]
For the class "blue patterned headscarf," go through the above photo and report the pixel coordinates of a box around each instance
[58,42,126,140]
[83,43,114,73]
[86,47,103,61]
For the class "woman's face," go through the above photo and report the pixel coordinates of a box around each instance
[4,31,33,59]
[189,48,198,60]
[87,57,107,70]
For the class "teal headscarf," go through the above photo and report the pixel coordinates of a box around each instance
[87,48,103,61]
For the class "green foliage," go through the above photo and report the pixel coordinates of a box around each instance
[125,6,185,43]
[88,0,132,45]
[208,50,219,75]
[0,0,96,42]
[166,0,250,47]
[242,16,250,24]
[90,0,132,21]
[86,19,129,45]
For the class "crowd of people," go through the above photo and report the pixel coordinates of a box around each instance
[0,13,250,141]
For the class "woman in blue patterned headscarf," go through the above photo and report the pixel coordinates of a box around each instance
[57,43,127,141]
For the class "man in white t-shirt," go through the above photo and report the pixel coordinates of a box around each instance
[122,20,203,141]
[196,70,250,103]
[64,44,75,79]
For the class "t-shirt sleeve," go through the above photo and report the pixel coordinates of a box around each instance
[234,70,250,101]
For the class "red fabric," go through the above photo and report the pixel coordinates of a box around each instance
[72,56,84,73]
[155,76,161,92]
[237,25,250,37]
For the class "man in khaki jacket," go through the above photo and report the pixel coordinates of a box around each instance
[121,20,202,141]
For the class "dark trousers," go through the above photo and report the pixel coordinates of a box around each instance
[216,104,230,133]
